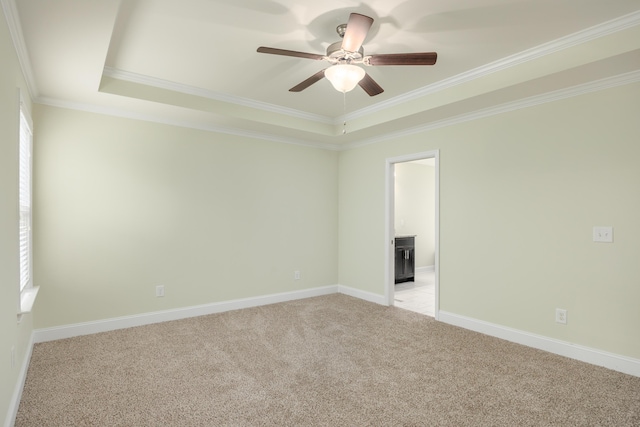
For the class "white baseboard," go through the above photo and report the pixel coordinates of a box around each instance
[439,310,640,378]
[33,285,388,344]
[33,285,338,343]
[5,333,34,427]
[415,265,435,273]
[338,285,387,306]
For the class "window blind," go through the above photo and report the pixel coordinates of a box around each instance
[19,107,32,293]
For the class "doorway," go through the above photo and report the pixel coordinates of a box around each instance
[385,150,439,319]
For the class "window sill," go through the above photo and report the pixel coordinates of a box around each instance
[18,286,40,322]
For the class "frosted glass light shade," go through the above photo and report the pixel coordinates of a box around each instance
[324,64,365,93]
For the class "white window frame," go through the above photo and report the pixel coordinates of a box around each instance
[18,91,38,318]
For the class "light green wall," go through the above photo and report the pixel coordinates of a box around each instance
[32,106,339,328]
[395,162,435,267]
[338,82,640,359]
[0,8,34,425]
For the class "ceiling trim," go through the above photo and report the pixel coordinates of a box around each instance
[36,96,340,151]
[102,67,335,125]
[9,4,640,153]
[9,1,639,136]
[341,9,640,123]
[1,0,38,98]
[36,69,640,153]
[341,69,640,151]
[102,9,640,128]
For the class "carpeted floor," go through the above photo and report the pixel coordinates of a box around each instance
[15,294,640,426]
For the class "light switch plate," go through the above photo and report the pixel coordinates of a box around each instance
[593,226,613,243]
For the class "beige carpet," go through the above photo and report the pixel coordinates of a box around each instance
[16,294,640,426]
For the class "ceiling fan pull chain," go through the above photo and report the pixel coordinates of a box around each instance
[343,91,347,135]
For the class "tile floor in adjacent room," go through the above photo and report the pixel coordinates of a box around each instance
[394,269,435,317]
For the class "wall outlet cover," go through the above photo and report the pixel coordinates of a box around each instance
[555,308,567,324]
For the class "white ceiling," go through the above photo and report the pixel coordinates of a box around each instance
[7,0,640,149]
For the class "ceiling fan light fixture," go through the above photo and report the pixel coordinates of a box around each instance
[324,64,365,93]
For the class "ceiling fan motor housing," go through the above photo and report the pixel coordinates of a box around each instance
[326,41,364,64]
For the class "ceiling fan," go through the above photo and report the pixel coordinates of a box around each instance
[257,13,438,96]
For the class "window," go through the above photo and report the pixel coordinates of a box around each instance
[18,94,38,316]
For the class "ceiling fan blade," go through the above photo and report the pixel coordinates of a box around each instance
[366,52,438,66]
[358,73,384,96]
[257,46,325,61]
[289,69,327,92]
[341,13,373,53]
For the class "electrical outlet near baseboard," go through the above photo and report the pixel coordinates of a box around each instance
[294,270,301,280]
[555,308,567,324]
[155,285,165,297]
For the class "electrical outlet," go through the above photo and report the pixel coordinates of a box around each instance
[555,308,567,324]
[294,270,301,280]
[11,346,15,369]
[155,285,165,297]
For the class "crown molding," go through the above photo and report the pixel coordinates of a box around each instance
[1,0,38,98]
[36,96,341,151]
[102,67,335,126]
[14,4,637,153]
[36,69,640,153]
[341,9,640,123]
[103,8,640,128]
[341,69,640,151]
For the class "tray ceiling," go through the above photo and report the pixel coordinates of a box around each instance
[7,0,640,148]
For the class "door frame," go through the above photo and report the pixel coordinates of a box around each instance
[384,150,440,320]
